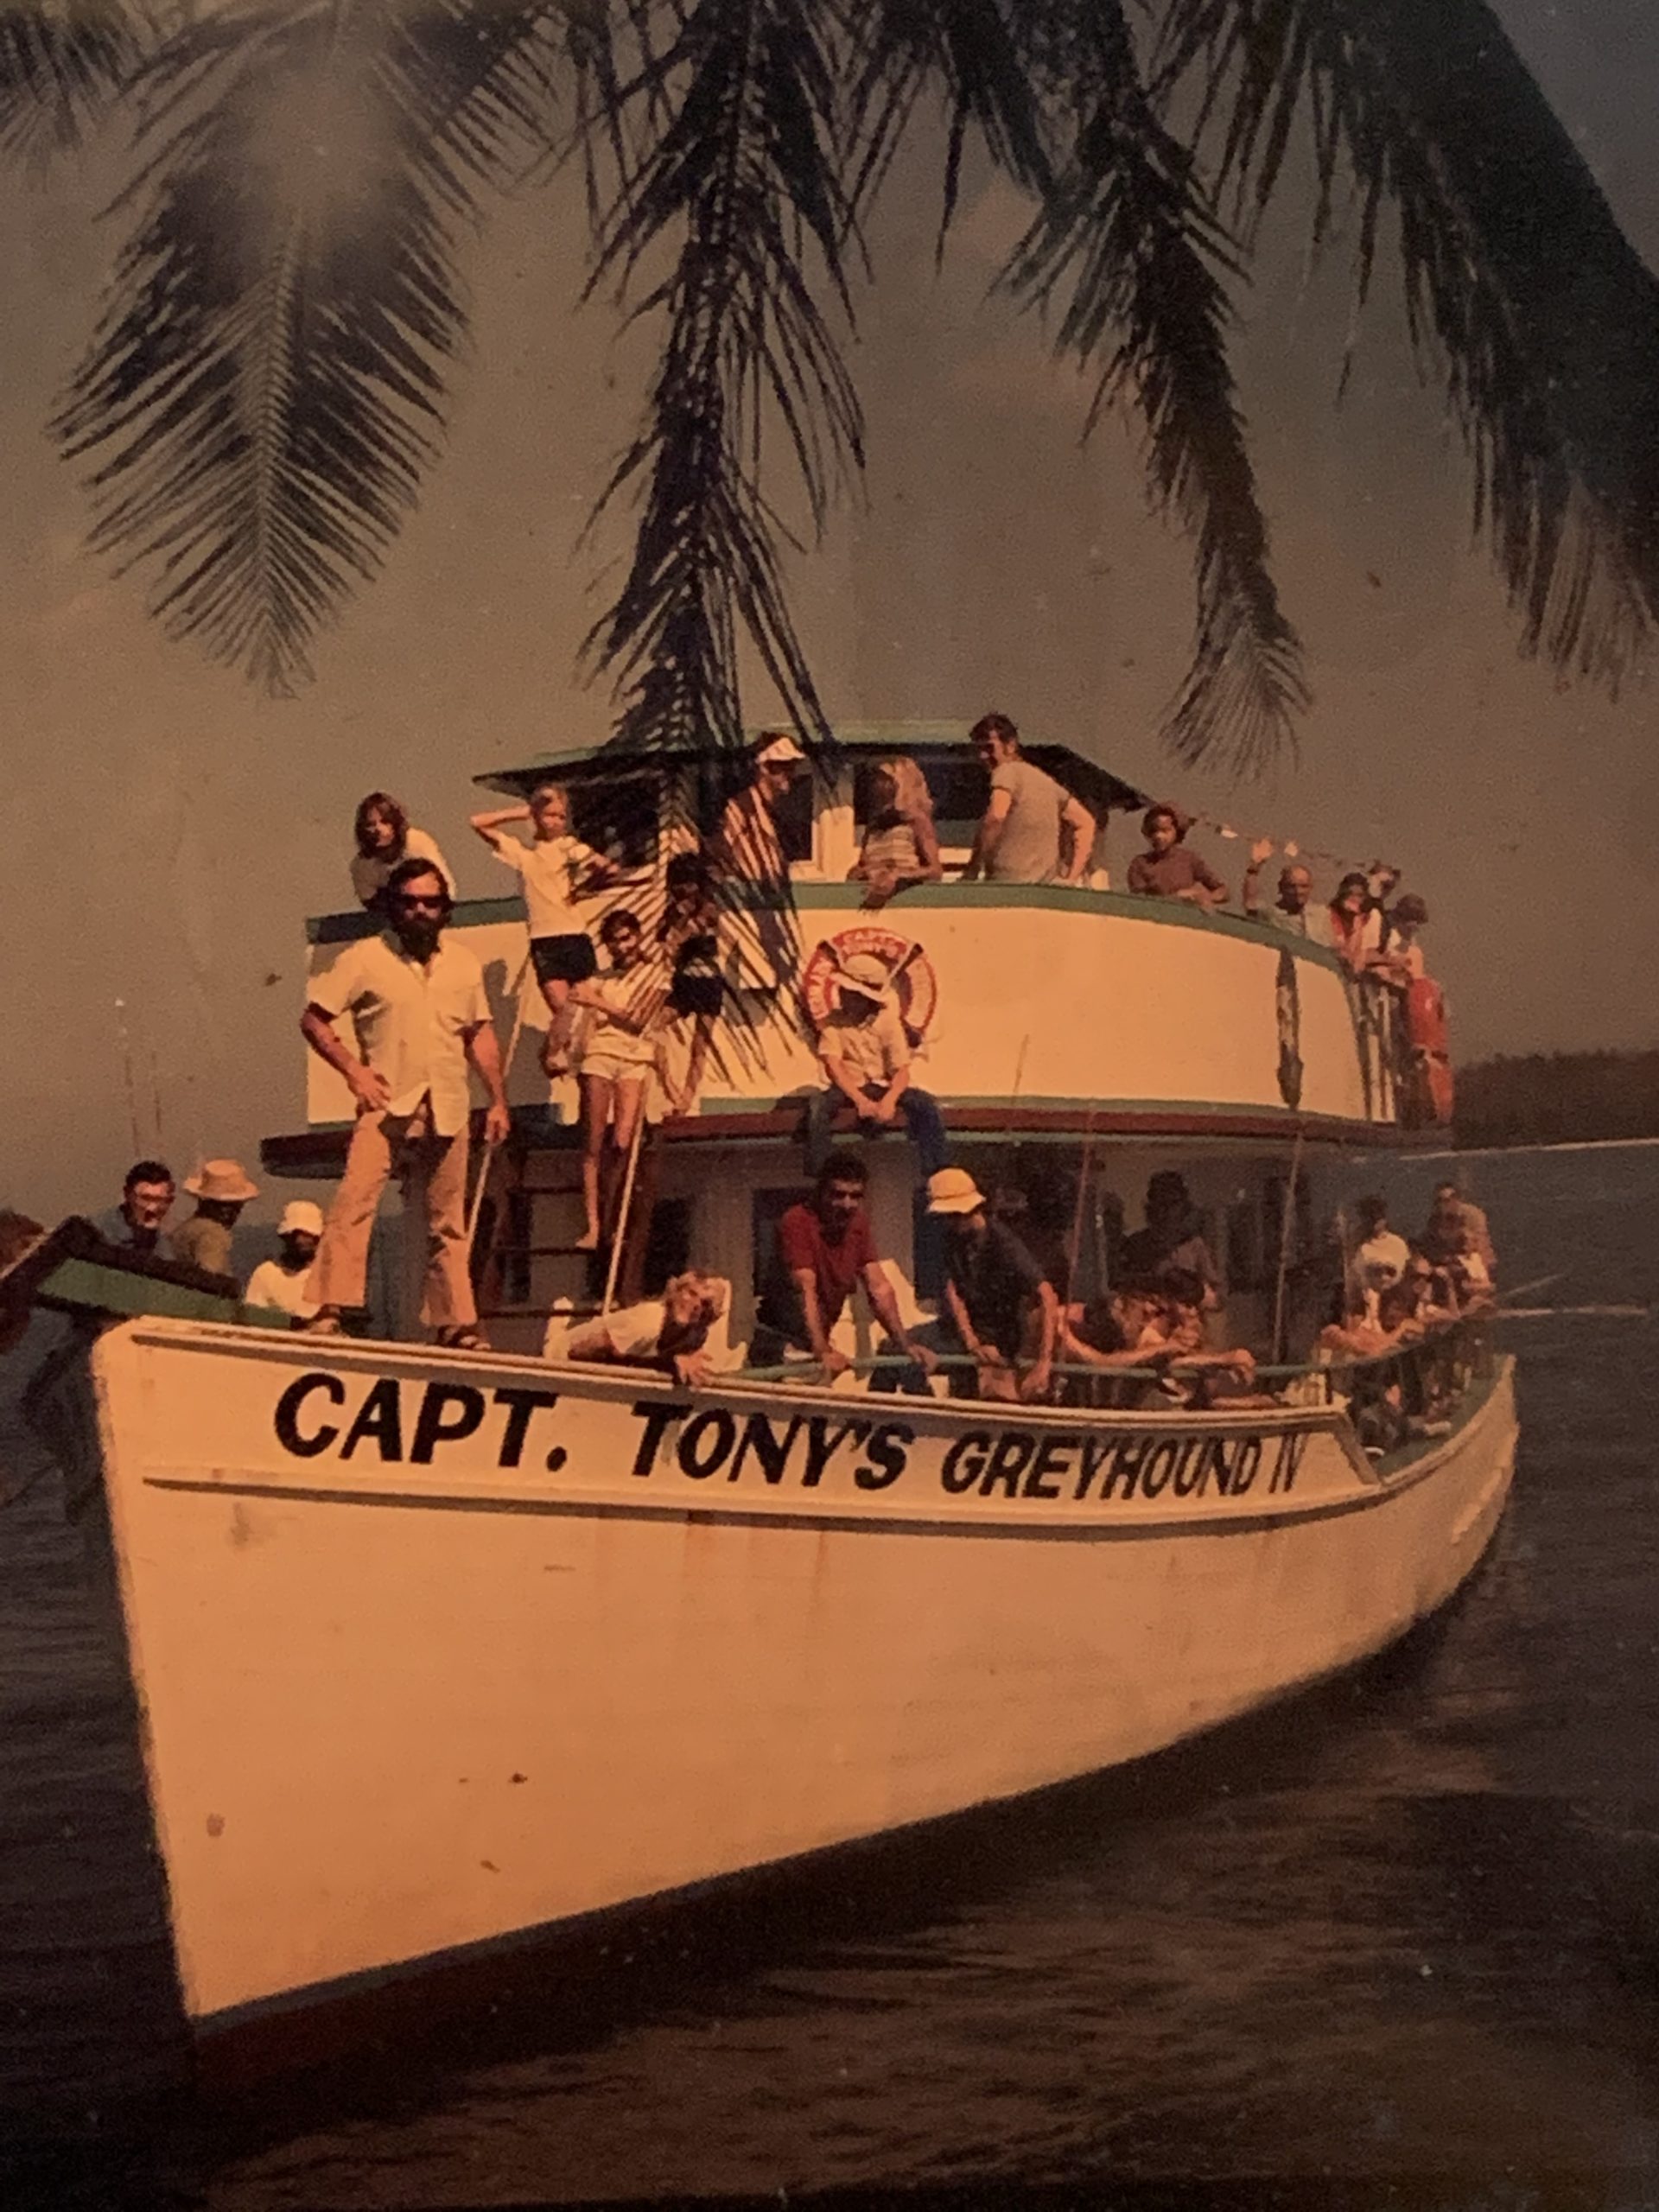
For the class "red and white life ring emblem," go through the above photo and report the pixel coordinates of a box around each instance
[801,926,939,1039]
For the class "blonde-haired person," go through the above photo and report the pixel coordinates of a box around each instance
[470,780,620,1075]
[849,756,944,909]
[561,1269,729,1389]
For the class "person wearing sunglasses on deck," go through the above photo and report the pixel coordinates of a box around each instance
[299,855,510,1350]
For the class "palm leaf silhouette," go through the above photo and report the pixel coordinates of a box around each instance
[580,0,860,759]
[1156,0,1659,690]
[1001,0,1306,773]
[45,0,1659,767]
[53,0,576,693]
[0,0,156,164]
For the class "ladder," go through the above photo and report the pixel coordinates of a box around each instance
[470,1131,662,1356]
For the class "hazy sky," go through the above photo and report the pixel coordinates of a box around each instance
[5,1,1657,1223]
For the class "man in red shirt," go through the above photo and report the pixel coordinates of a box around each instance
[750,1153,937,1383]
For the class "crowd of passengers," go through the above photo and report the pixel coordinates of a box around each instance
[93,1148,1495,1450]
[79,712,1450,1381]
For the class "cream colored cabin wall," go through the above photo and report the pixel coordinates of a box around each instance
[303,904,1370,1131]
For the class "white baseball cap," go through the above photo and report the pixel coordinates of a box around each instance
[279,1200,325,1236]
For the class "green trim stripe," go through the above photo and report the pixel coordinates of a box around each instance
[308,882,1343,972]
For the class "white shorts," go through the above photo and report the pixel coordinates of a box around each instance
[581,1051,652,1088]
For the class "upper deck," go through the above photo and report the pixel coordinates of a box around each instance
[278,724,1415,1165]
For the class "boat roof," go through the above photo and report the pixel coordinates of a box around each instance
[473,722,1151,817]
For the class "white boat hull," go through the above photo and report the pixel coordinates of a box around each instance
[75,1320,1516,2055]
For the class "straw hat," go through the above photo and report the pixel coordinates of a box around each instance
[183,1158,259,1204]
[831,951,893,1004]
[278,1200,324,1237]
[926,1166,987,1217]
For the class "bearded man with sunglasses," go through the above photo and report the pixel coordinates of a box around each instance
[299,856,510,1347]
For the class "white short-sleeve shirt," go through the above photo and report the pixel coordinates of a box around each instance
[817,1002,910,1084]
[245,1259,319,1319]
[489,831,606,938]
[308,931,490,1135]
[350,825,454,909]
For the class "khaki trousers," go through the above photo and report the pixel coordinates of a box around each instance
[309,1108,475,1328]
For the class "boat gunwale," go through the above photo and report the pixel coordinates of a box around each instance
[97,1318,1514,1541]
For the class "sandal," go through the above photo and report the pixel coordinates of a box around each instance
[296,1311,345,1335]
[435,1325,488,1353]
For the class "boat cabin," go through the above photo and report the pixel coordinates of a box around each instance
[264,723,1430,1360]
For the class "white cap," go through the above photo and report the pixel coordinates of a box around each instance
[279,1200,325,1237]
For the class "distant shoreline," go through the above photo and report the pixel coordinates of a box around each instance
[1427,1135,1659,1161]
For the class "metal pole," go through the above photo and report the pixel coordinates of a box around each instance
[1270,1122,1306,1366]
[465,953,531,1251]
[601,1090,649,1318]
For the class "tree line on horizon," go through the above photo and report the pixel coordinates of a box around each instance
[1454,1049,1659,1150]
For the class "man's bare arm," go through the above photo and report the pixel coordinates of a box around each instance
[301,1003,388,1113]
[1058,797,1096,884]
[963,789,1013,881]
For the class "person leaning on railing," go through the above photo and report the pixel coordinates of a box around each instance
[961,713,1095,887]
[848,756,944,910]
[1127,804,1229,910]
[562,1270,729,1390]
[924,1166,1059,1405]
[752,1151,938,1386]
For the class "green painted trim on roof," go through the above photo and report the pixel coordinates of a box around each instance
[40,1258,293,1329]
[308,898,525,945]
[307,883,1342,972]
[785,882,1346,970]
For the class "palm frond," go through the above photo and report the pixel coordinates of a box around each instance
[0,0,156,166]
[1005,0,1306,772]
[582,0,861,759]
[52,0,583,694]
[845,0,1051,244]
[1154,0,1659,691]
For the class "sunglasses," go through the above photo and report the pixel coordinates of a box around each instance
[394,893,446,911]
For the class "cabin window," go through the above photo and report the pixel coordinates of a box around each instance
[564,772,660,869]
[1225,1199,1264,1292]
[640,1197,692,1296]
[772,771,816,866]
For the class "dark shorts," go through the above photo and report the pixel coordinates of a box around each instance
[669,971,723,1019]
[531,932,598,986]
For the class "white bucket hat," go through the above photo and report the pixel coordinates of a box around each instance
[831,952,893,1003]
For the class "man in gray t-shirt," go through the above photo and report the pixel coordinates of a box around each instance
[963,713,1095,885]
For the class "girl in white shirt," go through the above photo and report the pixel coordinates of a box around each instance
[470,781,620,1075]
[351,791,455,912]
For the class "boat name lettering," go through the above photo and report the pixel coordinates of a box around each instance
[938,1427,1294,1503]
[270,1374,1309,1503]
[626,1402,911,1491]
[272,1373,562,1468]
